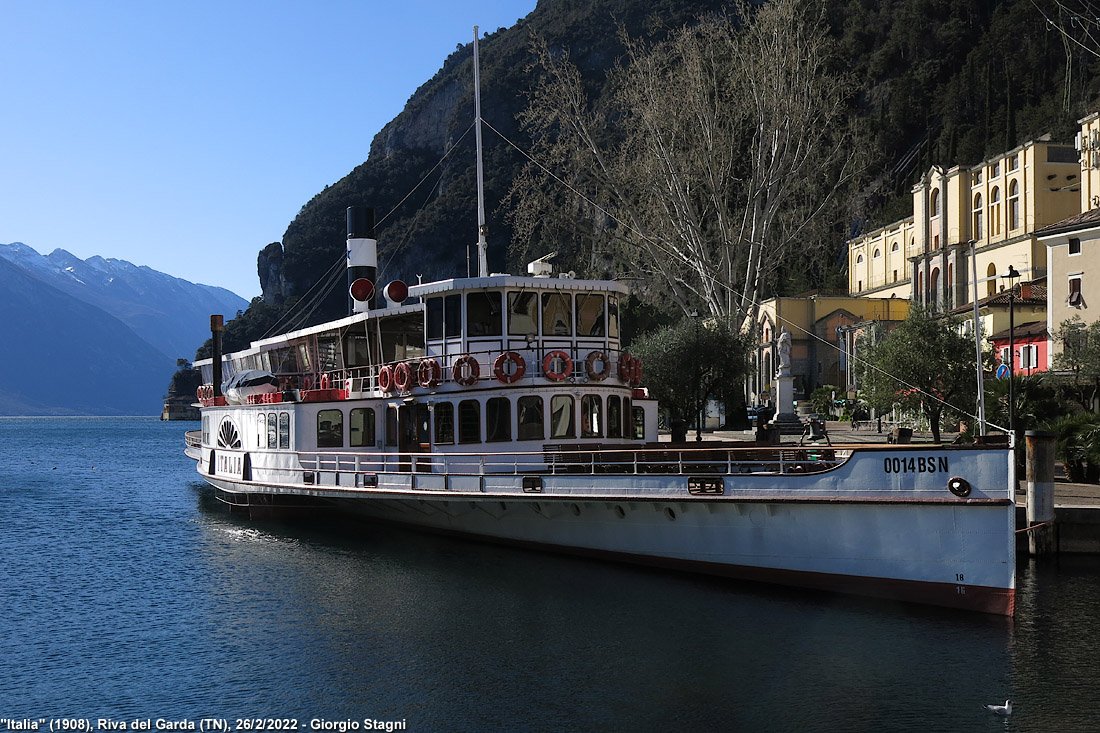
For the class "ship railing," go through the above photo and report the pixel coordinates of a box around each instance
[291,444,849,487]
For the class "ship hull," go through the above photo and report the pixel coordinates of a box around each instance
[198,447,1016,616]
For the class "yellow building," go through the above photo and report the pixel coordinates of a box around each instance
[750,295,909,407]
[1036,112,1100,369]
[849,136,1080,311]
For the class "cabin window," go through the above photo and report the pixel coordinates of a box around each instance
[486,397,511,442]
[350,407,375,447]
[444,294,462,338]
[202,416,210,445]
[550,395,575,438]
[426,297,444,340]
[542,292,572,336]
[576,294,605,336]
[607,395,622,438]
[467,291,503,336]
[459,399,481,443]
[416,404,430,444]
[346,335,372,367]
[608,295,620,338]
[434,402,454,445]
[517,396,544,440]
[385,407,398,446]
[317,335,342,372]
[508,291,539,336]
[257,413,265,447]
[632,407,646,440]
[581,394,603,437]
[279,412,290,449]
[622,397,631,438]
[267,413,277,449]
[317,409,343,448]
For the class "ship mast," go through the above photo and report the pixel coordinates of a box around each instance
[473,25,489,278]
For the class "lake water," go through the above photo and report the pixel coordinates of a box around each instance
[2,417,1099,731]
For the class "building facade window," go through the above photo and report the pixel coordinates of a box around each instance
[1069,237,1082,255]
[1008,180,1020,230]
[930,188,940,217]
[1069,275,1084,307]
[986,263,997,297]
[973,194,984,239]
[990,187,1001,237]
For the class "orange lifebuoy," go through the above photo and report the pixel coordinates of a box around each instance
[452,355,480,386]
[418,358,442,388]
[543,350,572,381]
[618,353,635,383]
[394,361,414,391]
[494,351,527,384]
[320,374,330,390]
[378,365,394,392]
[584,350,610,381]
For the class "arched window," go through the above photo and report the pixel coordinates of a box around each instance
[930,188,940,217]
[873,248,881,258]
[891,242,899,252]
[1008,180,1020,230]
[930,267,941,306]
[856,254,864,264]
[973,194,984,239]
[986,263,997,298]
[916,271,923,298]
[990,187,1001,237]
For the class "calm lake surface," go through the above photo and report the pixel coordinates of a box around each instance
[2,417,1099,731]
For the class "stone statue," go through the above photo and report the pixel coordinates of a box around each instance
[776,327,792,377]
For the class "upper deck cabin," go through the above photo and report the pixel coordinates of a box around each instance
[197,274,631,391]
[195,273,656,447]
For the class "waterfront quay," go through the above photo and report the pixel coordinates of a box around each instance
[693,420,1100,555]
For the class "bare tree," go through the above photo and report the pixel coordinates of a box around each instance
[509,0,858,331]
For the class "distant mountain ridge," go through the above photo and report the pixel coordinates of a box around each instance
[0,242,248,415]
[0,242,247,362]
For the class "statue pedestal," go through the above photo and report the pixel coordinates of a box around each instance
[769,372,803,435]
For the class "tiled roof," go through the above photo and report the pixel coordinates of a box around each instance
[989,321,1049,341]
[945,278,1047,317]
[1034,207,1100,237]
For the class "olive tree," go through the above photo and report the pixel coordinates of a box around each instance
[857,307,978,443]
[632,316,751,433]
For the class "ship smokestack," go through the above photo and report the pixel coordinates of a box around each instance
[210,314,224,398]
[347,206,377,313]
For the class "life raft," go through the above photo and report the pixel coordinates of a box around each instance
[584,350,610,381]
[393,361,414,391]
[377,365,394,392]
[543,350,573,381]
[418,358,442,388]
[494,351,527,384]
[452,355,480,386]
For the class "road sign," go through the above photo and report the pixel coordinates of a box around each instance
[996,364,1010,379]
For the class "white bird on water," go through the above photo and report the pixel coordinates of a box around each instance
[984,699,1012,715]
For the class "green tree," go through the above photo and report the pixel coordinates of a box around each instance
[1051,316,1100,413]
[857,307,978,443]
[632,316,751,434]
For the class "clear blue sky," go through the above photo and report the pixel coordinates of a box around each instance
[0,1,538,300]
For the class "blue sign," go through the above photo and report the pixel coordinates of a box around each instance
[996,364,1010,379]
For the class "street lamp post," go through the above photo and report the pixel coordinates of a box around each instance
[1001,265,1021,437]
